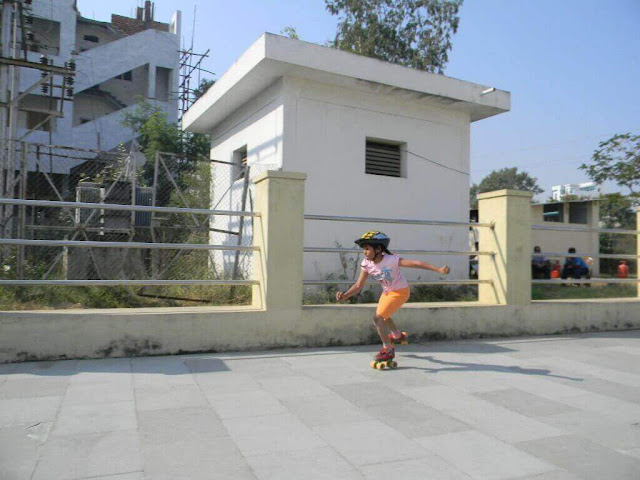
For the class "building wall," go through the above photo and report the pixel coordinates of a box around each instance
[75,20,122,52]
[72,93,117,126]
[280,77,471,282]
[207,80,286,274]
[98,64,149,107]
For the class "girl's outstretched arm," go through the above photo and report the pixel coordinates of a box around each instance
[336,270,369,302]
[398,258,450,275]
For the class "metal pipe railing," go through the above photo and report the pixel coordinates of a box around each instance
[533,252,639,260]
[0,238,258,252]
[0,198,259,217]
[532,278,639,285]
[305,247,494,256]
[0,279,258,287]
[305,213,493,229]
[303,279,491,286]
[532,224,639,235]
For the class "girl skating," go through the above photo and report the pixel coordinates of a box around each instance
[336,231,450,369]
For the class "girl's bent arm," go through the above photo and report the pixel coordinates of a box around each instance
[398,258,449,274]
[336,270,368,302]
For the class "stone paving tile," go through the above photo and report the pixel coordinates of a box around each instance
[52,400,137,437]
[131,357,197,388]
[297,365,376,386]
[620,447,640,460]
[537,356,640,389]
[416,430,557,480]
[495,372,589,401]
[0,395,62,427]
[137,406,229,443]
[401,385,562,444]
[205,390,287,419]
[258,375,335,400]
[517,434,640,480]
[223,413,326,456]
[63,380,134,405]
[77,474,144,480]
[476,388,578,418]
[245,446,363,480]
[32,430,142,480]
[0,425,42,480]
[0,376,69,399]
[224,357,297,378]
[140,435,256,480]
[193,371,261,396]
[330,382,414,409]
[10,359,77,379]
[556,349,640,375]
[358,455,473,480]
[134,384,208,411]
[282,393,372,427]
[512,471,581,480]
[312,419,427,466]
[364,399,470,438]
[552,391,640,424]
[537,410,640,451]
[544,373,640,404]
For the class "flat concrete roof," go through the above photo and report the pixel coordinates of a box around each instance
[183,33,511,133]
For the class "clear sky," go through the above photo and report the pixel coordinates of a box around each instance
[78,0,640,199]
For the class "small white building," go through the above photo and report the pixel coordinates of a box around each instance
[16,0,180,165]
[183,33,510,282]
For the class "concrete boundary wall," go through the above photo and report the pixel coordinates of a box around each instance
[1,300,639,363]
[0,172,638,363]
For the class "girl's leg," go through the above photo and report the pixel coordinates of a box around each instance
[384,317,398,332]
[373,314,392,346]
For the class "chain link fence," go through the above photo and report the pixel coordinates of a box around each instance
[0,140,255,309]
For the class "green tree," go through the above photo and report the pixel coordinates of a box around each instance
[598,192,636,276]
[280,26,300,39]
[470,167,543,208]
[580,133,640,200]
[325,0,463,73]
[194,78,215,100]
[120,100,210,206]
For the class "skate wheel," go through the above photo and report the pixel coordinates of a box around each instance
[370,361,378,369]
[376,362,386,370]
[389,361,398,369]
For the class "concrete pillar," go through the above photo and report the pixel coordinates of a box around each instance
[252,171,307,311]
[478,189,533,305]
[590,201,600,276]
[147,64,156,99]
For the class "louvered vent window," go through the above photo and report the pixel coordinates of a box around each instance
[365,141,402,177]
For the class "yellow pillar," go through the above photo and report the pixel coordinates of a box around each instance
[478,189,533,305]
[252,171,307,311]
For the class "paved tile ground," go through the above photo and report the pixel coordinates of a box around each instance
[1,330,640,480]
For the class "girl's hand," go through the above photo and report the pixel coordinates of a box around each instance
[336,291,346,302]
[439,266,450,275]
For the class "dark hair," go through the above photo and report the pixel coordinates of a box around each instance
[363,243,392,255]
[568,247,576,253]
[534,246,541,252]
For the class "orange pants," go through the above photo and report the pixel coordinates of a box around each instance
[376,287,410,319]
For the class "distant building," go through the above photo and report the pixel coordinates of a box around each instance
[551,182,600,201]
[16,0,180,161]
